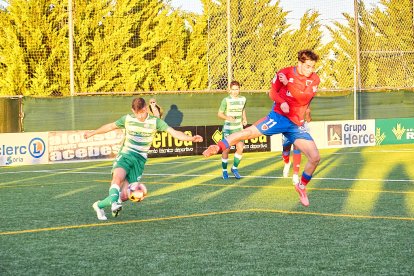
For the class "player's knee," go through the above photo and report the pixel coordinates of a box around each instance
[309,152,320,165]
[242,126,257,139]
[236,142,244,152]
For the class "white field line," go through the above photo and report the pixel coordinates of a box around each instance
[1,169,413,183]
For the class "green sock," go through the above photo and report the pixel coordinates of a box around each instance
[233,153,242,168]
[221,158,228,170]
[97,185,120,208]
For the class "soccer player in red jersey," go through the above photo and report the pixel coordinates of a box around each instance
[203,49,320,207]
[282,108,311,185]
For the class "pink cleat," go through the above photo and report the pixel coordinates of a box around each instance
[295,183,309,207]
[202,145,220,157]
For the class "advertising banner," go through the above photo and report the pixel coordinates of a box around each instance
[375,118,414,145]
[148,126,201,157]
[204,125,270,153]
[48,129,124,162]
[48,125,271,163]
[325,120,375,148]
[0,132,48,166]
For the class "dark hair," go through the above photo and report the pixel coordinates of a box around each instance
[131,97,146,112]
[230,80,240,87]
[298,49,319,63]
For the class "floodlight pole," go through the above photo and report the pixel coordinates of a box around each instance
[353,66,357,120]
[353,0,361,119]
[226,0,232,89]
[68,0,75,96]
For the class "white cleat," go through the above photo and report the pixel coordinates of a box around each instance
[92,201,107,221]
[111,202,123,217]
[292,174,300,185]
[283,162,291,178]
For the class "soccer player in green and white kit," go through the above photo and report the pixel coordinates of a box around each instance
[84,97,203,220]
[217,80,247,179]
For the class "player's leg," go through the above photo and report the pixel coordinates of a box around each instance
[203,125,262,157]
[113,154,146,216]
[293,138,320,207]
[221,148,230,179]
[119,180,130,202]
[292,145,301,185]
[92,167,126,220]
[231,141,244,179]
[282,135,292,177]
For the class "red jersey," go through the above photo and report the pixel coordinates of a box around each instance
[269,66,320,126]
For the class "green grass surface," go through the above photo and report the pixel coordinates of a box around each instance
[1,144,413,275]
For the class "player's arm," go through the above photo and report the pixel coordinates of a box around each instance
[305,108,311,122]
[242,109,247,126]
[218,110,234,122]
[84,122,118,139]
[166,127,203,142]
[218,98,234,122]
[269,73,284,103]
[269,71,290,113]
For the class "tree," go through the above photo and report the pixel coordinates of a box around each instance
[200,0,324,90]
[0,0,68,96]
[326,0,414,89]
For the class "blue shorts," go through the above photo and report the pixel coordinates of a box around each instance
[282,135,293,147]
[254,110,313,144]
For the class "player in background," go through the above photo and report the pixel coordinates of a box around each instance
[84,97,203,220]
[203,49,320,207]
[147,97,163,118]
[282,108,311,185]
[218,80,247,179]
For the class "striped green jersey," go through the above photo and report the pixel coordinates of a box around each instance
[115,114,169,159]
[219,95,246,132]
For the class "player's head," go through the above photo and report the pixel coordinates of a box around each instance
[297,49,319,77]
[149,98,157,106]
[229,80,240,97]
[131,97,148,121]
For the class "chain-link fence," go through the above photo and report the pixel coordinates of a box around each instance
[206,0,414,91]
[0,0,413,96]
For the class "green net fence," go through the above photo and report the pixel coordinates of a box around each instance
[19,91,414,132]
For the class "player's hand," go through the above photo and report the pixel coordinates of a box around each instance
[303,121,310,132]
[84,131,92,139]
[226,116,235,122]
[192,135,203,142]
[278,73,288,85]
[280,102,289,113]
[242,120,247,126]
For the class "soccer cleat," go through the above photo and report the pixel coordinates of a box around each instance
[92,201,107,221]
[231,168,241,179]
[111,202,123,217]
[283,161,291,178]
[292,174,300,185]
[295,182,309,207]
[203,145,220,157]
[222,171,229,179]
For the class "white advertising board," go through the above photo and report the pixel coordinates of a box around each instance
[0,132,49,166]
[269,120,375,151]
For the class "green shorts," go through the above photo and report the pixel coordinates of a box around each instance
[222,128,244,141]
[112,152,147,184]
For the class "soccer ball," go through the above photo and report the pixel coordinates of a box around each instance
[128,183,147,202]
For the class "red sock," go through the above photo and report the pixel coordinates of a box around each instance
[293,151,301,174]
[301,172,312,186]
[282,153,290,164]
